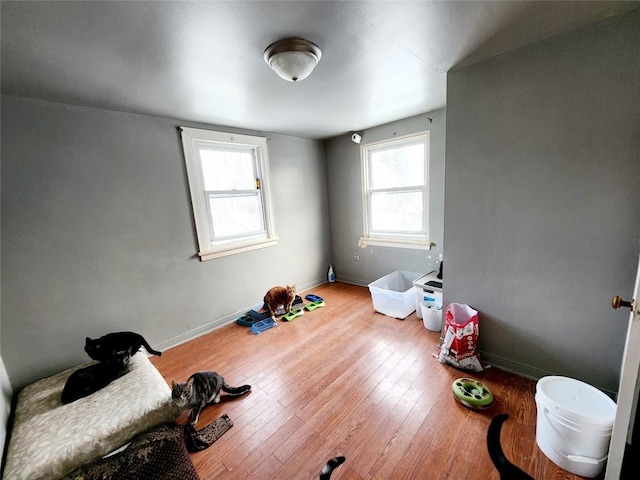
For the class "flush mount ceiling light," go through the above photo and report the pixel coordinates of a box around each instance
[263,38,322,82]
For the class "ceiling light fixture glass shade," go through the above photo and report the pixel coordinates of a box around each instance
[264,38,322,82]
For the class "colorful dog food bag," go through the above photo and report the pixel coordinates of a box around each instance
[436,303,485,372]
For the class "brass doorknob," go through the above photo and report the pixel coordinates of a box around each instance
[612,295,635,311]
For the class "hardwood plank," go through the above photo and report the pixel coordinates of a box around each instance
[151,282,586,479]
[229,416,303,478]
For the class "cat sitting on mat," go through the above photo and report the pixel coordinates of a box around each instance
[488,414,534,480]
[61,354,131,404]
[263,284,296,321]
[171,371,252,425]
[85,331,161,365]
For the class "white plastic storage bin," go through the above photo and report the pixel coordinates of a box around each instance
[368,271,423,319]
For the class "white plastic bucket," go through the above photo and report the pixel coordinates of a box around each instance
[420,301,442,331]
[535,376,616,478]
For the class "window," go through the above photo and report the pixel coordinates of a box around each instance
[179,127,278,260]
[360,131,432,250]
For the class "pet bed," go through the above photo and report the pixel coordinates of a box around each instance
[3,353,178,480]
[61,423,199,480]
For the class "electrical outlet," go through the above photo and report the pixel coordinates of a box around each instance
[354,253,360,261]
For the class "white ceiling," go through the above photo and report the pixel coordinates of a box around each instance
[2,1,638,139]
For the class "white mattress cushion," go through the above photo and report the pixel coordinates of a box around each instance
[3,353,178,480]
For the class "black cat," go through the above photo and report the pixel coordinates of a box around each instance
[488,414,534,480]
[61,357,130,404]
[319,456,345,479]
[85,331,161,364]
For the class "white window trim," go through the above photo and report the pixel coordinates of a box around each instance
[179,127,278,261]
[359,131,432,250]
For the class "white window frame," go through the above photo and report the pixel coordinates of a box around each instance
[359,131,432,250]
[179,127,278,261]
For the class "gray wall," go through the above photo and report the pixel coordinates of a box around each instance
[325,110,446,285]
[1,96,331,390]
[444,10,640,393]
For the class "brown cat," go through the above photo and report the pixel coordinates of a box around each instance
[263,284,296,321]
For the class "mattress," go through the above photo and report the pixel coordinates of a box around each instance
[3,353,179,480]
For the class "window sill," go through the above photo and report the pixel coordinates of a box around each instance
[198,237,279,261]
[359,236,434,250]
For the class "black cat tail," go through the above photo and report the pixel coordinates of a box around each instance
[142,339,162,356]
[221,383,252,396]
[319,456,345,480]
[488,414,534,480]
[488,414,509,467]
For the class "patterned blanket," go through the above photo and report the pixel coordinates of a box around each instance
[63,423,199,480]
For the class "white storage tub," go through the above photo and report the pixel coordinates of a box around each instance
[368,271,423,319]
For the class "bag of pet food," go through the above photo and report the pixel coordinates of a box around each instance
[436,303,485,372]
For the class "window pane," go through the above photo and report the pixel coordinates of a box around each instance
[208,194,263,239]
[200,149,255,191]
[370,144,424,189]
[371,191,423,232]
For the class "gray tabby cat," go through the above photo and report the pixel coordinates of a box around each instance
[171,371,251,424]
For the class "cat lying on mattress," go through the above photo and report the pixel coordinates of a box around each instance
[62,331,161,403]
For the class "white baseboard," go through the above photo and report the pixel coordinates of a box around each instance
[334,276,368,287]
[154,278,327,351]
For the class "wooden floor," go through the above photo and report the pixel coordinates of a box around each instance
[151,282,582,480]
